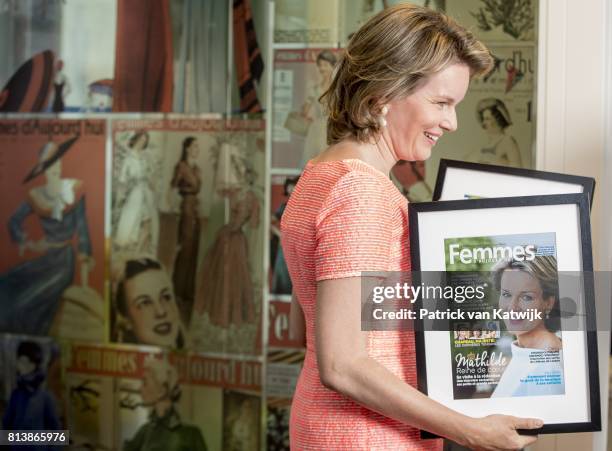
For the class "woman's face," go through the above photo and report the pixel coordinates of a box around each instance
[317,59,334,81]
[499,269,555,336]
[16,355,36,376]
[134,134,148,151]
[457,330,468,340]
[140,369,165,405]
[187,140,200,160]
[472,330,481,338]
[385,63,470,162]
[481,109,502,134]
[124,269,181,347]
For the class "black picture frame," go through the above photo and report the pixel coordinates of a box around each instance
[433,159,596,209]
[408,193,600,436]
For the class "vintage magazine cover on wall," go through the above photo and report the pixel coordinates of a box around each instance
[425,44,536,192]
[63,343,263,451]
[274,0,340,44]
[0,119,106,341]
[272,48,342,170]
[339,0,446,45]
[0,1,116,112]
[2,335,65,434]
[444,232,563,400]
[446,0,536,43]
[110,118,265,355]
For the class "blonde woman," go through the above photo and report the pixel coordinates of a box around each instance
[492,256,564,397]
[281,5,542,450]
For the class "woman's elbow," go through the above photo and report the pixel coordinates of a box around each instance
[318,356,351,393]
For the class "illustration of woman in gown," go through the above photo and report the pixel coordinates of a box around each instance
[193,156,260,329]
[270,176,298,295]
[168,137,202,324]
[51,59,70,113]
[299,50,337,167]
[464,97,523,167]
[114,130,160,255]
[0,136,95,336]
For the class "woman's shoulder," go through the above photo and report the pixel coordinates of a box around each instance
[303,159,394,191]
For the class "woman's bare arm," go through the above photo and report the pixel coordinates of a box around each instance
[316,276,542,450]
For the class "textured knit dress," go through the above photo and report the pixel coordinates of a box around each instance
[281,159,443,450]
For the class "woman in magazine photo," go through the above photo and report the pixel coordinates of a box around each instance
[491,256,564,398]
[463,97,523,168]
[281,4,543,450]
[112,256,187,349]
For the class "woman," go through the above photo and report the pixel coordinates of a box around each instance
[113,257,186,349]
[169,136,202,323]
[464,97,523,167]
[300,50,337,167]
[0,136,94,336]
[114,130,160,255]
[3,341,62,451]
[491,256,564,397]
[281,5,542,450]
[124,357,207,451]
[270,176,299,295]
[193,162,259,329]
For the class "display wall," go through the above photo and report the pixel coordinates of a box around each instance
[9,2,606,451]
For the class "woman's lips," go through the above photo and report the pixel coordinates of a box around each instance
[154,322,172,335]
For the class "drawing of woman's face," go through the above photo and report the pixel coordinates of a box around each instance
[498,269,555,336]
[133,133,148,151]
[124,269,181,347]
[16,355,36,376]
[140,368,165,406]
[187,139,199,160]
[317,59,334,82]
[45,160,62,184]
[481,109,502,134]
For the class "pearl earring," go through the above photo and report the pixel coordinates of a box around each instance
[378,104,389,128]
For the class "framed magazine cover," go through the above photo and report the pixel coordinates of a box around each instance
[408,194,600,434]
[433,159,596,209]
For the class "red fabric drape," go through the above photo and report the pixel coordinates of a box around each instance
[233,0,264,113]
[112,0,173,112]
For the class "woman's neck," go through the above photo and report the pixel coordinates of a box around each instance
[314,135,398,176]
[516,325,560,350]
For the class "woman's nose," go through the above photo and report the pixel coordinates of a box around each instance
[153,300,168,317]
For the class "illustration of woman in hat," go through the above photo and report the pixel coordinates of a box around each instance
[0,136,95,335]
[113,130,160,255]
[464,97,523,167]
[122,356,207,451]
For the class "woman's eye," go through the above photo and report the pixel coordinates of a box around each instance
[500,291,511,298]
[520,294,534,303]
[136,298,153,309]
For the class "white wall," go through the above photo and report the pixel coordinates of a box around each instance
[533,0,610,450]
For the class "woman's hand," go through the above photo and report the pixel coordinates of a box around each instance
[461,414,542,451]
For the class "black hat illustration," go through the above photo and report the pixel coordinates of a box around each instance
[23,135,79,184]
[0,50,55,112]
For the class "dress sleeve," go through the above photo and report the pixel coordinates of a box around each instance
[314,171,397,281]
[8,201,33,244]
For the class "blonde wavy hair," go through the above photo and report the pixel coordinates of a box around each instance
[322,4,493,144]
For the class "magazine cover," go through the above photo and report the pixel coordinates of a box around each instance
[272,48,342,170]
[274,0,340,44]
[339,0,445,45]
[0,0,116,112]
[188,354,262,451]
[222,390,261,451]
[425,44,536,191]
[446,0,536,43]
[110,119,265,355]
[444,232,564,399]
[2,335,65,433]
[269,174,299,295]
[0,119,106,340]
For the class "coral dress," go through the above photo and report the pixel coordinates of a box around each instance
[281,160,442,450]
